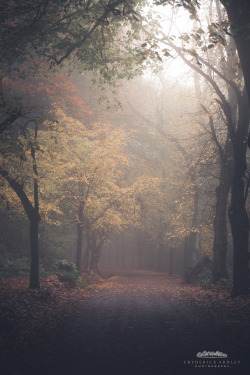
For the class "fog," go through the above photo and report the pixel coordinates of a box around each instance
[0,1,238,282]
[2,1,250,374]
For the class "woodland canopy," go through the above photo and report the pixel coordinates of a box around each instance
[1,0,250,297]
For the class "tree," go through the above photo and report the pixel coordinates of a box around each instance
[0,0,143,65]
[156,0,250,105]
[123,78,210,272]
[45,108,151,272]
[0,121,42,289]
[219,0,250,106]
[0,61,91,134]
[0,0,153,147]
[151,1,249,293]
[0,67,90,287]
[201,105,233,281]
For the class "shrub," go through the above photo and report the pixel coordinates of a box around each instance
[214,278,233,292]
[53,259,79,285]
[196,267,213,288]
[196,267,233,292]
[0,251,30,278]
[77,271,100,288]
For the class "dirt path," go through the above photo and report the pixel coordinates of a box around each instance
[1,275,250,375]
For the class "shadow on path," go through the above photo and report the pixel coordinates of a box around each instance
[1,275,250,375]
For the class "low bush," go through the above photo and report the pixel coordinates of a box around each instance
[77,271,100,288]
[0,251,30,278]
[195,267,213,288]
[196,268,233,292]
[53,259,79,285]
[214,278,233,292]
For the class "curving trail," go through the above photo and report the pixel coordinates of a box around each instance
[1,275,250,375]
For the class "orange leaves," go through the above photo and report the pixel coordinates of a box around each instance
[3,62,92,122]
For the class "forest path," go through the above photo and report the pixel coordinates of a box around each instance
[2,275,250,375]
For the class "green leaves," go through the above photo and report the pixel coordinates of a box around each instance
[0,0,148,85]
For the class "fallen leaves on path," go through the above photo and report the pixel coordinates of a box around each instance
[0,274,102,355]
[1,273,250,374]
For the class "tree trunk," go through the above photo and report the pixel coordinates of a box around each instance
[1,128,42,288]
[136,229,144,269]
[213,185,229,281]
[182,237,192,278]
[213,144,232,281]
[89,232,104,274]
[76,201,84,271]
[0,170,42,288]
[156,240,165,272]
[29,216,40,289]
[221,0,250,107]
[84,231,92,271]
[229,151,249,295]
[89,232,97,272]
[183,190,201,270]
[228,91,250,295]
[30,138,40,289]
[185,255,213,284]
[120,231,126,268]
[210,27,235,281]
[168,247,174,276]
[90,250,99,273]
[76,224,83,270]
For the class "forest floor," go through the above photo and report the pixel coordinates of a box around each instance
[1,271,250,375]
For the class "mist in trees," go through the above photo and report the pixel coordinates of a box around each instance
[0,0,250,297]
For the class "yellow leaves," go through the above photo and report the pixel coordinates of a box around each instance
[40,201,63,219]
[35,107,138,232]
[132,175,161,193]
